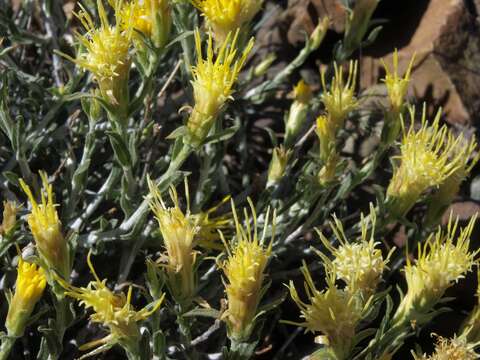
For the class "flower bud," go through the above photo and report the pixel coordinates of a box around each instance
[267,146,292,186]
[0,201,18,235]
[253,53,276,77]
[310,17,329,51]
[284,80,312,148]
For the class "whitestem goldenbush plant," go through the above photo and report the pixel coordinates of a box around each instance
[0,0,480,359]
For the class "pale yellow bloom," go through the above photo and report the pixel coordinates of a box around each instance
[393,215,478,327]
[220,199,274,341]
[62,0,132,110]
[412,336,477,360]
[387,107,466,218]
[286,263,368,359]
[382,50,415,113]
[316,205,393,298]
[58,252,164,357]
[20,172,70,279]
[6,258,46,337]
[192,0,262,43]
[186,29,253,146]
[320,61,358,129]
[148,177,197,303]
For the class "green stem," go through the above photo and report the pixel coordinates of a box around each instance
[119,142,193,232]
[0,337,15,360]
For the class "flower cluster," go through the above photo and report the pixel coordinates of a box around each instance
[386,107,468,219]
[393,215,478,328]
[20,172,70,280]
[187,30,253,146]
[58,252,164,358]
[220,199,274,342]
[192,0,263,43]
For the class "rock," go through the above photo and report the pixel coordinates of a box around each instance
[286,0,346,46]
[361,0,480,125]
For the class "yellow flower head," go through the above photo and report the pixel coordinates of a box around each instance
[394,215,478,327]
[316,205,393,298]
[117,0,171,49]
[64,0,132,107]
[58,252,164,356]
[382,50,415,113]
[192,0,262,43]
[267,145,292,186]
[0,200,18,235]
[413,336,477,360]
[321,61,358,129]
[187,29,254,146]
[220,198,275,341]
[387,107,466,218]
[6,257,47,337]
[147,177,197,303]
[286,263,367,359]
[20,172,70,279]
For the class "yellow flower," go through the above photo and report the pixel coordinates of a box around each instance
[320,61,358,129]
[0,201,18,235]
[186,29,254,146]
[386,107,466,218]
[58,252,164,357]
[426,135,479,226]
[393,215,478,328]
[192,0,262,44]
[117,0,171,49]
[382,50,415,113]
[285,80,312,148]
[6,257,47,337]
[286,262,368,359]
[20,172,70,279]
[316,205,393,298]
[412,335,477,360]
[267,145,292,186]
[220,199,274,342]
[147,177,197,304]
[62,0,132,111]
